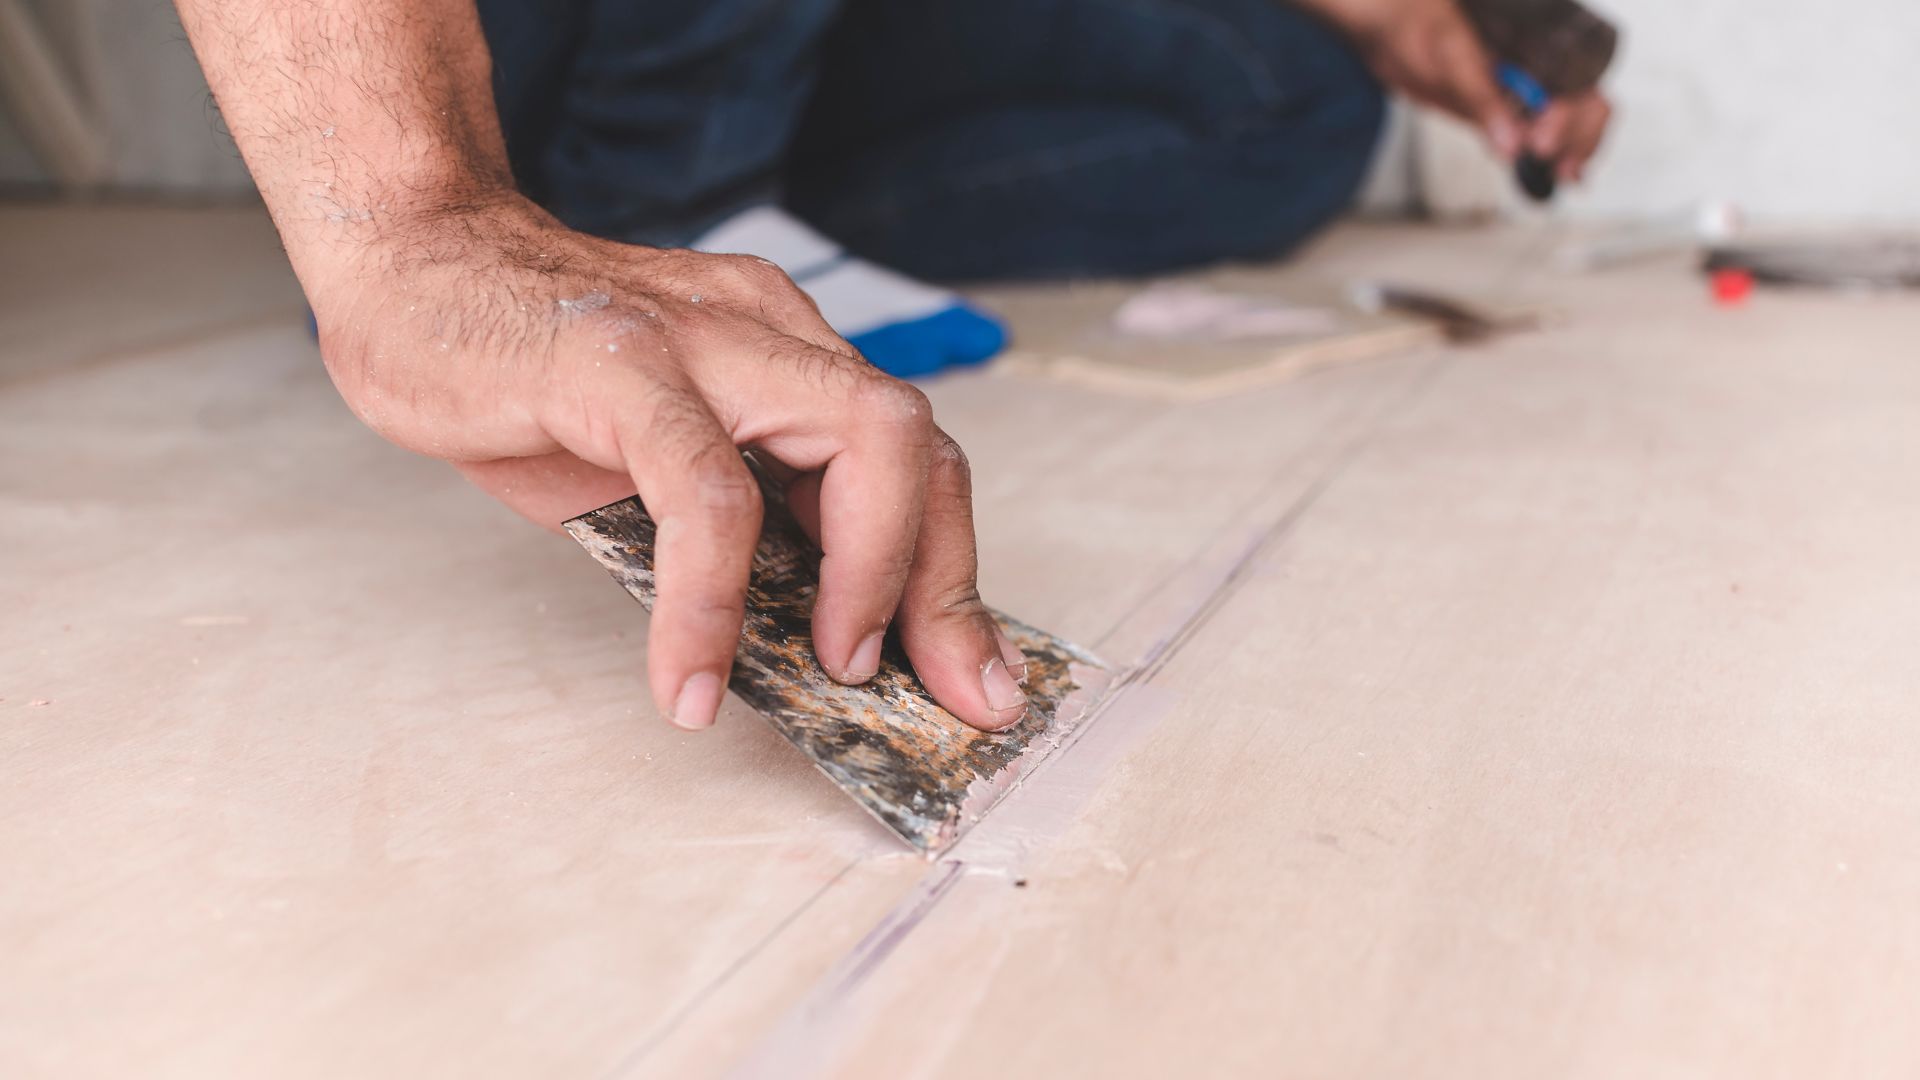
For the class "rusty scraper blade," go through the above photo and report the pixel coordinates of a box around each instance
[564,487,1111,855]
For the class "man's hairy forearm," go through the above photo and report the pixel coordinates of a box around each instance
[176,0,518,283]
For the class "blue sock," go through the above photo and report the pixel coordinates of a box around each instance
[695,206,1008,379]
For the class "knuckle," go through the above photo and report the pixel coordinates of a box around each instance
[856,377,934,431]
[639,386,760,525]
[643,384,716,453]
[924,579,988,621]
[686,444,762,520]
[930,432,973,488]
[717,253,796,294]
[685,589,748,621]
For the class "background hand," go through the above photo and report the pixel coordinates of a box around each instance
[1307,0,1612,179]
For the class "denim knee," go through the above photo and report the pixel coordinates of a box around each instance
[1221,46,1387,261]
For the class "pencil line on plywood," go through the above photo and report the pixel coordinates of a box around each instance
[720,860,968,1080]
[600,856,864,1080]
[1096,350,1454,672]
[0,308,311,391]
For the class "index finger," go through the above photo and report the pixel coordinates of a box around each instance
[608,380,764,732]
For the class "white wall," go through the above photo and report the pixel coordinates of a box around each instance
[85,0,253,193]
[6,0,1920,223]
[0,0,250,193]
[1556,0,1920,223]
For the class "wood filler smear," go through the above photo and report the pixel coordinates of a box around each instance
[564,474,1110,855]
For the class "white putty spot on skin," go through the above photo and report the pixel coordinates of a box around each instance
[688,294,703,303]
[321,125,335,139]
[606,343,619,352]
[557,291,612,316]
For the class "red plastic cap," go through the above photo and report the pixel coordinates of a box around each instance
[1711,268,1754,307]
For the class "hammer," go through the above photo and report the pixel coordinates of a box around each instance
[1456,0,1620,201]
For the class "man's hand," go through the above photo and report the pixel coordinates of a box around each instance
[327,203,1028,734]
[174,0,1028,733]
[1298,0,1612,181]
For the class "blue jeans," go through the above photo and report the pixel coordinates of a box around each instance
[475,0,1384,280]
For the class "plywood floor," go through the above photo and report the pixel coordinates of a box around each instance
[5,202,1919,1079]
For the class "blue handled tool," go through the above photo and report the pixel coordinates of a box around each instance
[1456,0,1621,204]
[1498,62,1558,203]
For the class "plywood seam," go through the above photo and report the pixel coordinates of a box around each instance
[700,351,1463,1078]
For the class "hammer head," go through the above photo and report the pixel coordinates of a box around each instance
[1458,0,1620,96]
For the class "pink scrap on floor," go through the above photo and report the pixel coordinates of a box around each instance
[1112,283,1340,342]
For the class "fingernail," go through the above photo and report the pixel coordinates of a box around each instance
[669,672,723,730]
[843,631,884,683]
[993,627,1028,684]
[980,658,1028,726]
